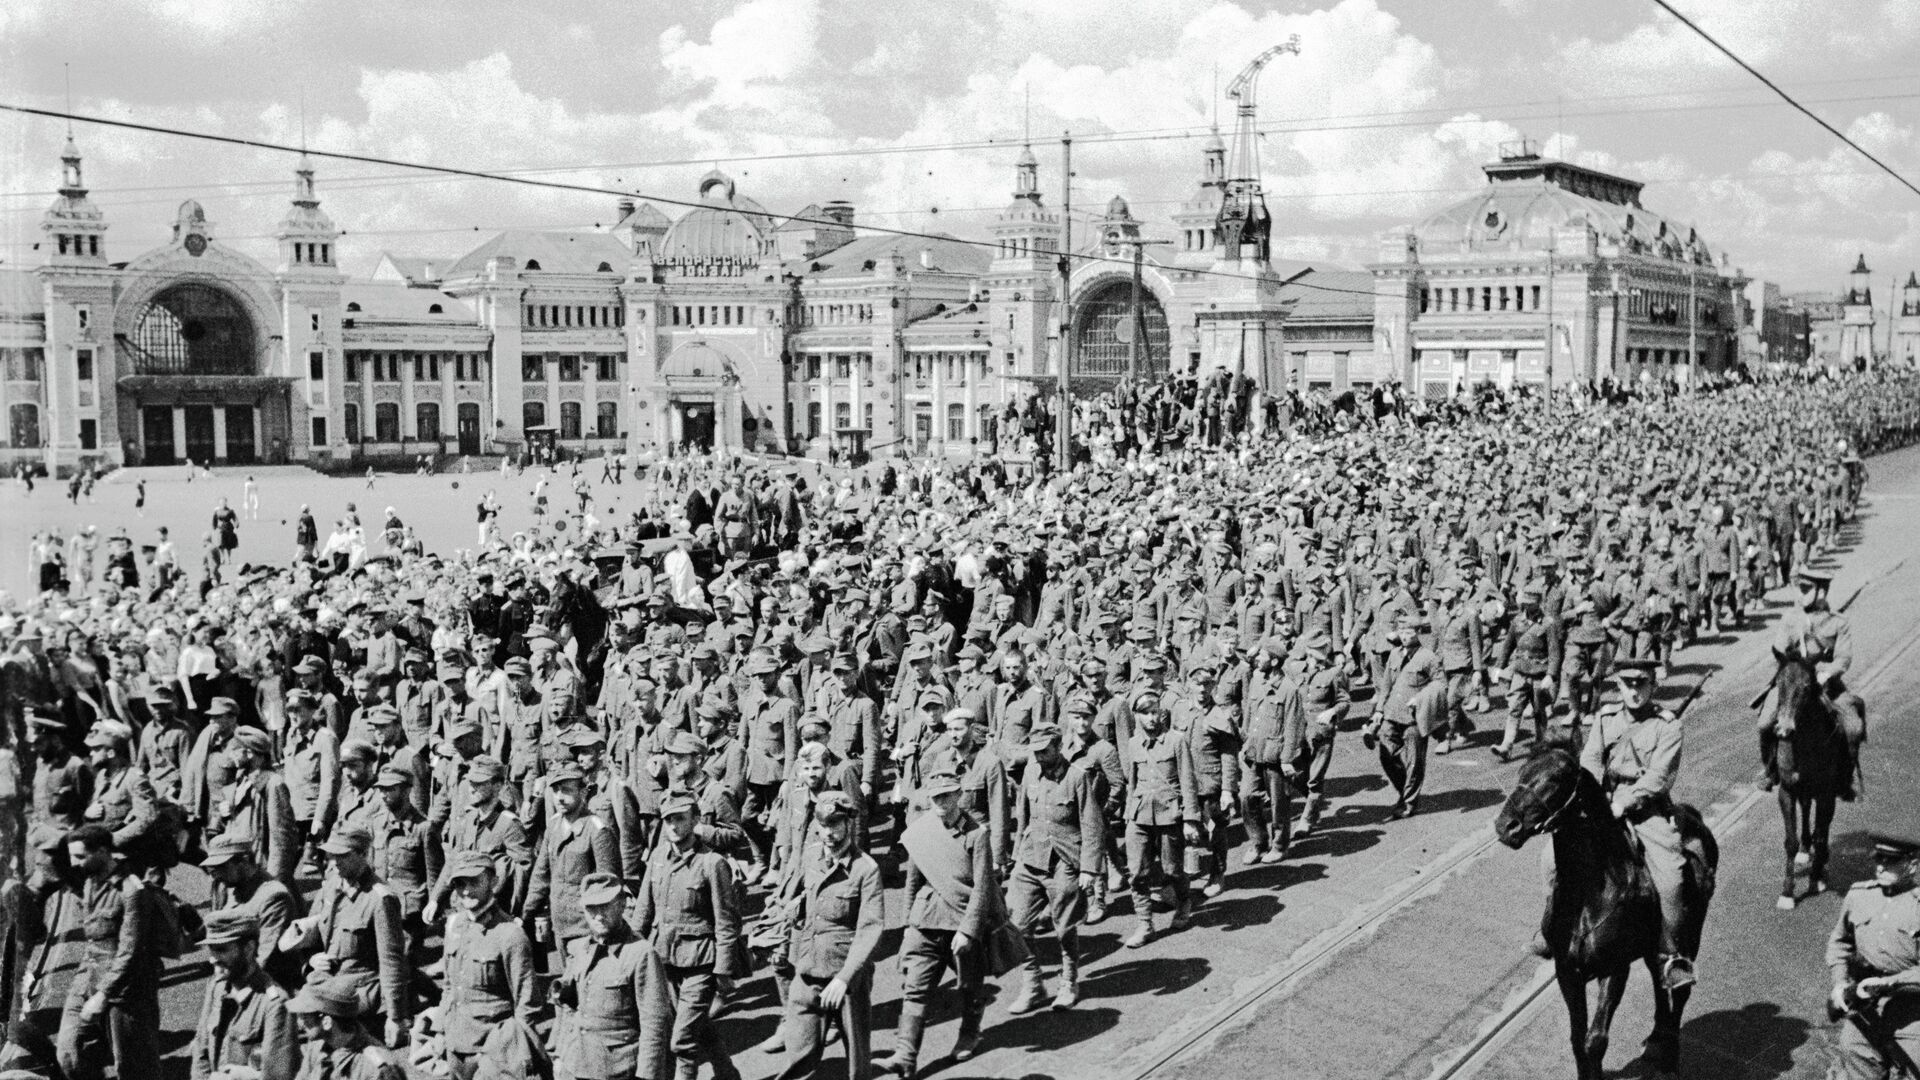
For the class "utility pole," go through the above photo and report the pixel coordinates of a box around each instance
[1543,240,1555,394]
[1056,135,1073,468]
[1686,267,1697,391]
[1114,236,1172,382]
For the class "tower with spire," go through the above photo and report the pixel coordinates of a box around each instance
[37,134,116,465]
[1893,270,1920,368]
[1172,128,1228,260]
[1838,253,1875,370]
[987,145,1061,379]
[276,154,344,444]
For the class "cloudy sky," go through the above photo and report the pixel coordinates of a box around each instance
[3,0,1917,297]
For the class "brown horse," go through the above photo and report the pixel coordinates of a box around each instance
[1768,653,1854,909]
[1495,745,1718,1080]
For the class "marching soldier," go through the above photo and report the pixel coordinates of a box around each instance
[56,824,166,1080]
[1494,583,1563,760]
[1366,614,1445,819]
[282,688,342,856]
[1825,833,1920,1080]
[527,763,621,957]
[776,791,885,1080]
[1007,725,1103,1013]
[635,794,745,1080]
[191,909,299,1080]
[1289,628,1351,836]
[1122,689,1200,947]
[440,850,538,1080]
[428,754,531,921]
[223,725,300,889]
[201,834,301,989]
[553,872,674,1080]
[277,826,411,1045]
[364,766,438,960]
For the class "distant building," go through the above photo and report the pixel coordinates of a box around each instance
[1837,254,1877,370]
[1894,271,1920,368]
[1740,280,1810,369]
[1372,141,1745,396]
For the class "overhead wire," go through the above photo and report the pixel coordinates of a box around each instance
[1647,0,1920,200]
[0,101,1389,297]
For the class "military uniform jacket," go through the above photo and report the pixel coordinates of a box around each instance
[1063,734,1124,815]
[1499,609,1564,681]
[86,763,161,851]
[224,768,301,885]
[436,801,532,902]
[293,870,408,1023]
[1243,677,1303,767]
[740,689,798,787]
[79,871,164,1003]
[556,924,674,1080]
[1381,643,1443,728]
[191,967,298,1080]
[444,903,537,1054]
[280,722,340,834]
[635,841,743,976]
[1013,761,1104,874]
[1190,704,1243,801]
[295,1034,401,1080]
[1579,703,1681,816]
[658,777,749,861]
[138,720,190,804]
[1123,728,1201,826]
[1434,607,1485,674]
[1773,605,1854,685]
[786,849,886,984]
[1826,884,1920,986]
[529,811,621,943]
[229,873,299,972]
[586,767,650,885]
[366,802,439,917]
[32,752,91,831]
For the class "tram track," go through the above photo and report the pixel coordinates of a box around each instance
[1120,547,1916,1080]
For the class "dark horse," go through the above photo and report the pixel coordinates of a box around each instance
[1766,652,1856,909]
[1495,745,1719,1080]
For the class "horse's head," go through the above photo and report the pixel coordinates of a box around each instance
[1773,648,1821,717]
[1495,741,1585,850]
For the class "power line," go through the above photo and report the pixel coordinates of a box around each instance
[0,102,1387,298]
[1647,0,1920,200]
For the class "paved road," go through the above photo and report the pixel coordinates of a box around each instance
[14,446,1918,1080]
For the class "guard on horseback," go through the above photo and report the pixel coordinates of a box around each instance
[1755,567,1865,797]
[1582,657,1696,993]
[1825,833,1920,1079]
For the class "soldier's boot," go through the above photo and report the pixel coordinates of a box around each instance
[1169,890,1196,932]
[1297,795,1322,839]
[1053,935,1082,1010]
[1124,902,1157,948]
[952,994,987,1062]
[1006,951,1048,1015]
[1087,876,1108,925]
[878,1006,926,1077]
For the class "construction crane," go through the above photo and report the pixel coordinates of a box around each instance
[1216,36,1301,263]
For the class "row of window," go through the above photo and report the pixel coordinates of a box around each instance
[800,352,872,381]
[1419,284,1547,314]
[2,348,45,382]
[523,303,624,329]
[671,304,750,327]
[519,354,621,383]
[336,400,619,443]
[1180,228,1219,252]
[521,400,619,439]
[792,400,994,442]
[342,351,489,384]
[290,242,332,265]
[1631,290,1718,326]
[995,237,1056,258]
[799,303,873,327]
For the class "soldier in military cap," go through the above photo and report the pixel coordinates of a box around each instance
[775,790,885,1080]
[223,723,300,889]
[1122,688,1200,947]
[279,825,409,1043]
[661,729,750,860]
[80,719,168,873]
[429,754,531,920]
[284,974,403,1079]
[1494,582,1563,760]
[1367,612,1445,820]
[335,739,383,833]
[134,684,190,804]
[191,908,299,1080]
[528,762,620,957]
[1825,832,1920,1079]
[202,833,300,987]
[281,687,340,860]
[1007,724,1103,1013]
[1758,566,1865,795]
[882,770,1010,1077]
[635,794,745,1080]
[28,708,91,836]
[440,850,538,1080]
[55,824,166,1080]
[363,766,437,962]
[1580,657,1694,991]
[553,872,673,1080]
[564,725,653,890]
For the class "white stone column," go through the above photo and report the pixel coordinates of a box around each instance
[929,351,945,457]
[212,407,228,461]
[401,351,417,441]
[849,352,864,433]
[964,354,979,446]
[818,357,833,448]
[172,407,186,458]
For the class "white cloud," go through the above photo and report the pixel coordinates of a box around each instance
[660,0,822,103]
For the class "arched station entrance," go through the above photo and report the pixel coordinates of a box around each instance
[116,281,295,465]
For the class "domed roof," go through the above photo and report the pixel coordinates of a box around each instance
[1413,159,1712,264]
[660,342,735,380]
[661,170,774,264]
[1106,195,1131,218]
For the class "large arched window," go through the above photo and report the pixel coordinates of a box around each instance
[374,402,400,442]
[559,400,582,440]
[1072,279,1170,380]
[523,400,546,431]
[128,283,257,375]
[596,401,618,438]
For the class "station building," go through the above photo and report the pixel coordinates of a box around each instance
[0,133,1751,473]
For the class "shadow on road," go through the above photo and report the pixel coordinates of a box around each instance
[1665,1001,1813,1079]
